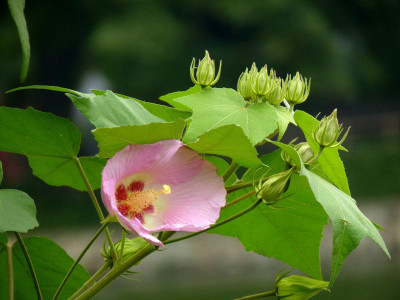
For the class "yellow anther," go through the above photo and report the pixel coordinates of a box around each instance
[163,185,171,195]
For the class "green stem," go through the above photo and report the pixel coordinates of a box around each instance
[53,222,110,300]
[225,181,253,194]
[164,199,262,245]
[222,161,240,182]
[74,157,117,263]
[223,190,256,209]
[68,262,111,300]
[74,245,156,300]
[14,232,43,300]
[235,289,276,299]
[6,242,13,300]
[118,230,126,263]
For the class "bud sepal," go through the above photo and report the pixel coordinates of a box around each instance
[190,50,222,88]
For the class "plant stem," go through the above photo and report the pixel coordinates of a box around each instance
[225,181,253,193]
[68,262,111,299]
[14,232,43,300]
[6,242,13,300]
[164,199,262,245]
[74,245,156,300]
[235,289,276,299]
[223,190,256,209]
[73,157,117,263]
[222,161,240,182]
[53,222,110,300]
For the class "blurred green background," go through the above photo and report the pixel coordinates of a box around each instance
[0,0,399,299]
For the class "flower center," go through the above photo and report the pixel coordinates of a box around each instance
[115,180,171,221]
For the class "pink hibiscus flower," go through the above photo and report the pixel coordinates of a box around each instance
[101,140,226,246]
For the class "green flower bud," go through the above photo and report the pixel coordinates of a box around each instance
[285,72,311,105]
[190,50,222,88]
[250,65,276,102]
[312,109,350,148]
[265,78,285,106]
[276,275,329,300]
[281,142,314,168]
[102,237,148,265]
[255,168,293,205]
[237,68,252,100]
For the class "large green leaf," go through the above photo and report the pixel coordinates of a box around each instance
[173,88,278,145]
[0,107,101,191]
[159,85,202,111]
[302,168,390,286]
[0,233,8,299]
[28,156,106,191]
[11,236,90,300]
[186,125,262,168]
[8,0,30,82]
[67,90,164,128]
[91,89,191,122]
[0,189,38,233]
[294,110,350,195]
[94,119,186,158]
[210,152,328,279]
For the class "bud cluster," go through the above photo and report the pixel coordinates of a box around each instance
[236,63,311,108]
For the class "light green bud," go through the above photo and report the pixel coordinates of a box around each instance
[102,237,148,265]
[265,78,285,106]
[276,275,329,300]
[312,109,350,148]
[237,68,252,100]
[255,168,293,205]
[190,50,222,88]
[285,72,311,105]
[281,142,314,168]
[250,65,276,102]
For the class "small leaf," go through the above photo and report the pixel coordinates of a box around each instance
[276,106,296,141]
[94,119,186,158]
[0,189,38,233]
[159,85,202,110]
[175,88,279,145]
[186,125,262,168]
[6,85,83,96]
[67,90,164,128]
[12,236,90,299]
[269,140,302,169]
[28,156,106,191]
[7,0,30,82]
[302,168,390,286]
[294,110,350,195]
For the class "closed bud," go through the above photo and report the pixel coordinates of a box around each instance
[312,109,350,148]
[250,65,276,102]
[237,68,252,100]
[281,142,314,168]
[255,168,293,205]
[276,275,329,300]
[102,237,148,265]
[190,50,222,88]
[265,78,286,106]
[285,72,311,105]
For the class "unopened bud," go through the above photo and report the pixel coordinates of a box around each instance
[237,68,252,100]
[102,237,148,265]
[276,275,329,300]
[285,72,311,105]
[281,142,314,168]
[250,65,276,102]
[265,78,285,106]
[255,168,293,205]
[190,50,222,88]
[312,109,350,148]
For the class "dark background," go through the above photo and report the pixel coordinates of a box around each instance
[0,1,399,299]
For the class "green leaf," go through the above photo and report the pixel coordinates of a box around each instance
[90,89,191,122]
[210,152,328,279]
[269,140,302,168]
[294,110,350,195]
[67,90,164,128]
[8,0,30,82]
[0,161,3,185]
[159,85,202,110]
[276,275,329,300]
[0,233,8,299]
[0,189,38,233]
[174,88,278,145]
[11,236,90,300]
[276,106,295,141]
[301,168,390,286]
[7,85,82,96]
[186,125,262,168]
[28,156,106,191]
[94,119,186,158]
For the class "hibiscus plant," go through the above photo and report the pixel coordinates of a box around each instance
[0,49,390,300]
